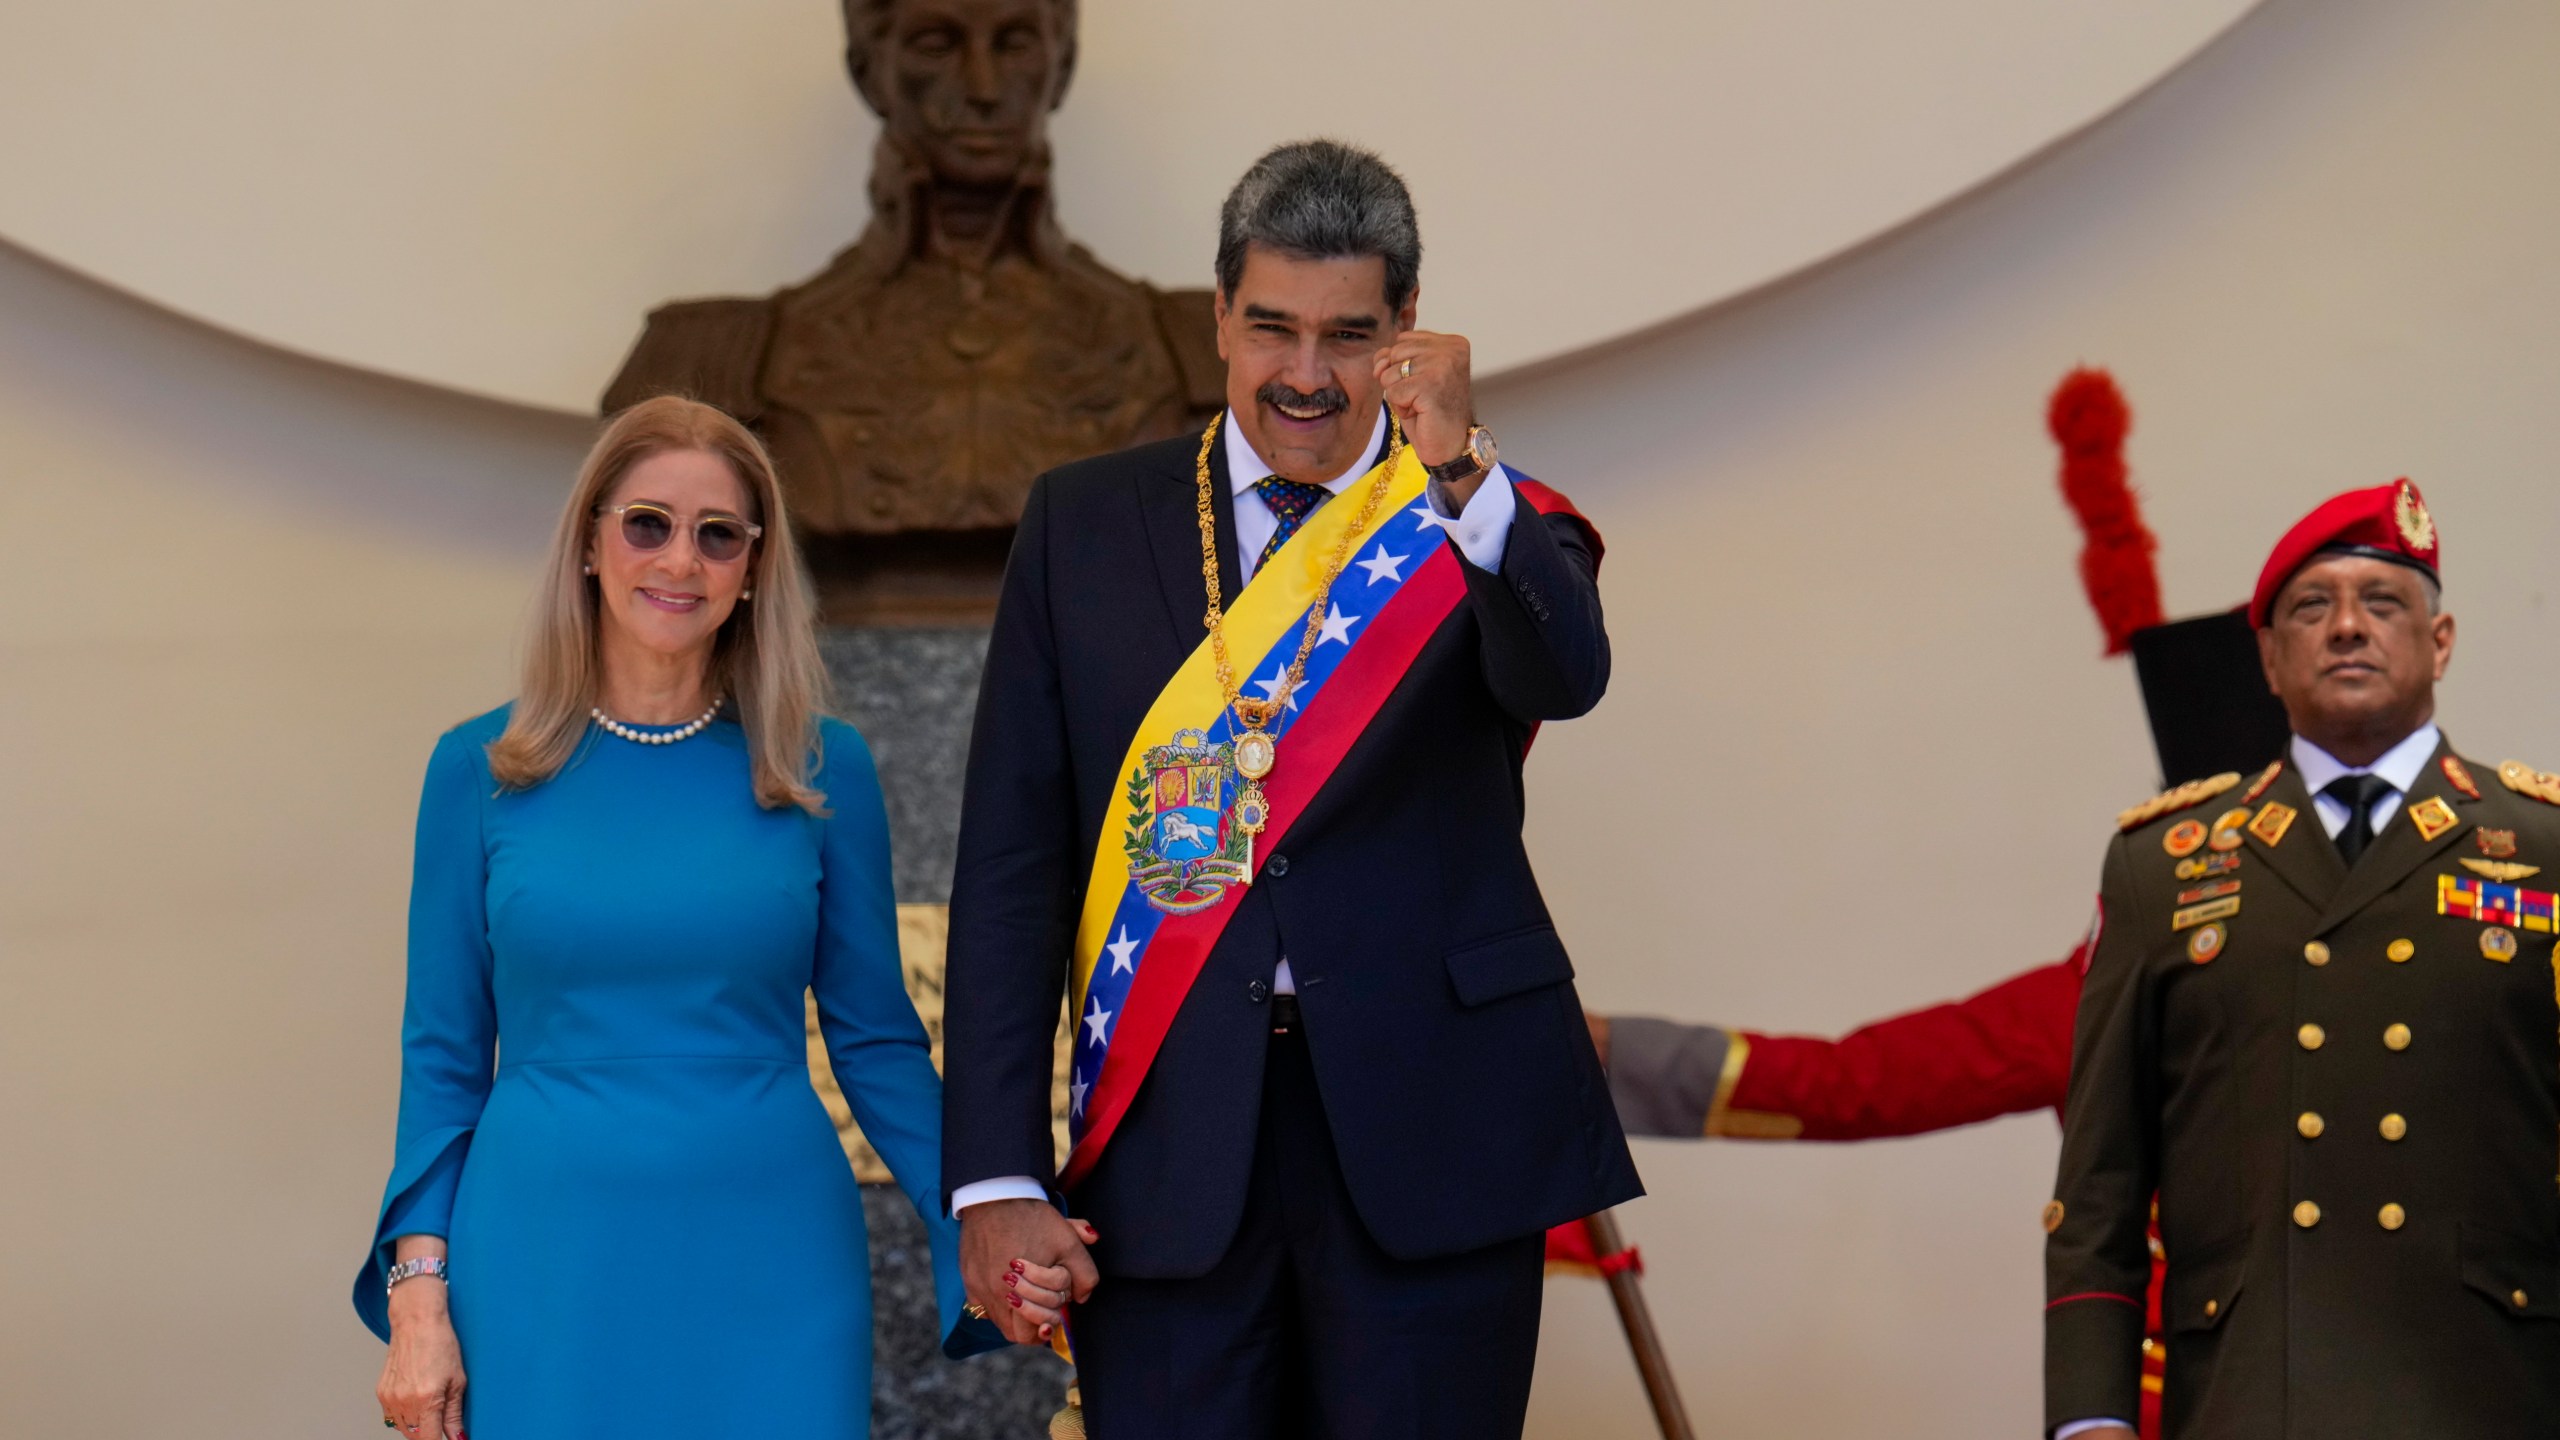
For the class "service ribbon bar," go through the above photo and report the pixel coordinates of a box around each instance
[2439,872,2560,933]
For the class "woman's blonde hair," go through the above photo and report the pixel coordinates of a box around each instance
[488,396,830,812]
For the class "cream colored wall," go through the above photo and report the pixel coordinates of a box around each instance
[3,0,2556,1435]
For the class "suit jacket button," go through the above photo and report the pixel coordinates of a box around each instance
[2303,941,2331,967]
[2378,1203,2407,1231]
[1265,853,1290,877]
[2297,1023,2326,1051]
[2293,1200,2323,1228]
[2380,1113,2408,1141]
[1247,979,1270,1003]
[2383,1022,2412,1051]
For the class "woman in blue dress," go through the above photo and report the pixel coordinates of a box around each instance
[356,396,1002,1438]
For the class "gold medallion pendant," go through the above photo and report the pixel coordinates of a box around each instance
[1188,413,1403,879]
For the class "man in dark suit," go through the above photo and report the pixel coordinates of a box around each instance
[2046,479,2560,1438]
[940,139,1640,1437]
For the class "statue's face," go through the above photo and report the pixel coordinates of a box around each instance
[878,0,1061,189]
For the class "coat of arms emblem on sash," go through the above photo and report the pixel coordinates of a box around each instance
[1123,728,1260,914]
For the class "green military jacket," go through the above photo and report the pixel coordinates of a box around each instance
[2046,735,2560,1438]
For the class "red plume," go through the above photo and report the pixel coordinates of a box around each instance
[2047,367,2162,655]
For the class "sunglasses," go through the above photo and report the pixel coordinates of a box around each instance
[596,503,763,563]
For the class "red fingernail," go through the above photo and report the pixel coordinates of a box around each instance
[1008,1294,1022,1308]
[1004,1272,1018,1287]
[1010,1259,1025,1274]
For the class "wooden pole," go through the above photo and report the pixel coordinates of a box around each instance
[1582,1209,1697,1440]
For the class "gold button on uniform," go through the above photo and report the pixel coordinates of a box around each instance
[2042,1200,2066,1234]
[2379,1203,2407,1230]
[2298,1023,2327,1051]
[2517,1290,2533,1310]
[2203,1298,2219,1318]
[2297,1111,2326,1139]
[2294,1200,2323,1228]
[2387,938,2415,963]
[2380,1113,2408,1141]
[2384,1022,2412,1051]
[2303,940,2331,966]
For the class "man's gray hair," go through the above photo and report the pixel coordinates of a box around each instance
[1216,140,1421,311]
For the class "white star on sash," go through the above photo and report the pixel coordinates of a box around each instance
[1317,605,1361,647]
[1409,502,1447,531]
[1070,1077,1090,1115]
[1083,998,1114,1048]
[1252,665,1301,710]
[1106,926,1140,975]
[1355,544,1407,585]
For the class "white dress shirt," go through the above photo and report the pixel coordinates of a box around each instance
[2058,722,2446,1435]
[2290,722,2442,840]
[951,409,1519,1216]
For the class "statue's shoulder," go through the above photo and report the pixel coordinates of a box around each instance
[1146,286,1226,415]
[2116,770,2244,833]
[600,296,778,419]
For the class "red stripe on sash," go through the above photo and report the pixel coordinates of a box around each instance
[1060,482,1597,1188]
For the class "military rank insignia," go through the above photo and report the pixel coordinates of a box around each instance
[2249,802,2297,848]
[2163,819,2208,857]
[2498,760,2560,807]
[2442,755,2482,799]
[2241,760,2284,805]
[2476,826,2520,859]
[2439,872,2560,933]
[2408,795,2460,842]
[2121,771,2243,833]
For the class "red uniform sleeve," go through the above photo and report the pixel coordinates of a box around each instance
[1713,950,2085,1140]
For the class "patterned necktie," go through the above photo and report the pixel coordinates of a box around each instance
[2322,773,2395,865]
[1254,477,1334,569]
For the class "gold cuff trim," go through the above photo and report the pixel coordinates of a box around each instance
[1700,1034,1806,1139]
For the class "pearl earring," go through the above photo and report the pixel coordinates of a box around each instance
[741,589,754,600]
[582,563,595,575]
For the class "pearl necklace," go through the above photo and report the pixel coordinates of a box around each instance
[590,700,723,746]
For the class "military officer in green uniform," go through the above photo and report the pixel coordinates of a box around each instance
[2046,478,2560,1439]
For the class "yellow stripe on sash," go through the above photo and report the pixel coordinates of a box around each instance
[1070,447,1429,998]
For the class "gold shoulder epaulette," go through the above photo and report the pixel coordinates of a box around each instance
[2497,760,2560,807]
[2117,771,2243,832]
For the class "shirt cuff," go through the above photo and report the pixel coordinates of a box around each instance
[1425,463,1516,572]
[950,1175,1049,1218]
[2054,1422,2137,1438]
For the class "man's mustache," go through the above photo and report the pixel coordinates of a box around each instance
[1257,382,1348,418]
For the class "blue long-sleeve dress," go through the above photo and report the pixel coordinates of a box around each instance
[355,706,1003,1434]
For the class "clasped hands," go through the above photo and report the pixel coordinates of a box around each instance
[960,1197,1100,1346]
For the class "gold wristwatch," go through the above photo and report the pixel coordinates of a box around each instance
[1425,425,1498,486]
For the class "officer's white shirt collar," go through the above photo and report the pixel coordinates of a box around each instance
[2290,722,2442,840]
[1222,405,1516,585]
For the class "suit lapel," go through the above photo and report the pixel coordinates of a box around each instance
[2312,737,2480,936]
[1137,429,1243,662]
[2244,761,2346,912]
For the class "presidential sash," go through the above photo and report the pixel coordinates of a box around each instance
[1060,448,1595,1187]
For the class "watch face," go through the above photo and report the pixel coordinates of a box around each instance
[1468,427,1498,468]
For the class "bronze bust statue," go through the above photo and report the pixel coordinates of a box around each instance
[605,0,1219,612]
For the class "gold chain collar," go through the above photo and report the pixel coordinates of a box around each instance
[1193,412,1403,733]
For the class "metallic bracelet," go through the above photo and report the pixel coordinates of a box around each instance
[384,1256,450,1295]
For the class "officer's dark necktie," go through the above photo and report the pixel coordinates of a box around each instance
[1254,477,1333,569]
[2322,773,2395,866]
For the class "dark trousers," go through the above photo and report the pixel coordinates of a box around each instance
[1074,1011,1547,1440]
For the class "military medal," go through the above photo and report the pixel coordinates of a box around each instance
[2475,826,2520,859]
[2164,820,2208,857]
[2207,810,2248,852]
[2408,795,2460,842]
[2480,926,2519,963]
[2187,923,2226,963]
[2173,896,2241,930]
[2177,880,2241,905]
[2176,853,2243,881]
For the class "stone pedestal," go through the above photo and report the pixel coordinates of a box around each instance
[816,625,1073,1439]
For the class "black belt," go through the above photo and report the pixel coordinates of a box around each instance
[1270,993,1302,1034]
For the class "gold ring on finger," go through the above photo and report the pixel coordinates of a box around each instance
[1400,358,1414,379]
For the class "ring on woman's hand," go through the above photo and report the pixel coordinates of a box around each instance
[964,1301,990,1320]
[382,1420,396,1429]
